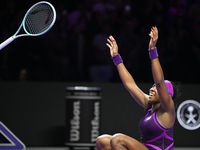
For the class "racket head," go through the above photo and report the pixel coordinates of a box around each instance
[22,1,56,36]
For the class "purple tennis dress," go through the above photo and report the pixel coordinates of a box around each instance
[139,108,174,150]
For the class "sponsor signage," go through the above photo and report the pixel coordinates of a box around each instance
[177,100,200,130]
[65,86,101,147]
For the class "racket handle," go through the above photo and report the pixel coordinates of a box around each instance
[0,36,14,50]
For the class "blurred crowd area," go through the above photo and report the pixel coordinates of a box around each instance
[0,0,200,83]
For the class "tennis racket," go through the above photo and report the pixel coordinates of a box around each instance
[0,1,56,50]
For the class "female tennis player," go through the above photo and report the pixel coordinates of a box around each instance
[96,26,179,150]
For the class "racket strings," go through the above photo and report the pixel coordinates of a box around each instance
[25,3,55,35]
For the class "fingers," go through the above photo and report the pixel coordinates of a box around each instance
[151,26,158,34]
[109,35,116,42]
[106,35,115,48]
[149,26,158,37]
[149,27,154,37]
[106,43,111,49]
[107,38,113,47]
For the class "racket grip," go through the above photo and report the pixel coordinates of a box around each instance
[0,36,14,50]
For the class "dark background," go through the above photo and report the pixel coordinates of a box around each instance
[0,0,200,83]
[0,0,200,148]
[0,82,200,147]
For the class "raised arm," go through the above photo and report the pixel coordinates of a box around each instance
[106,36,149,107]
[149,27,175,113]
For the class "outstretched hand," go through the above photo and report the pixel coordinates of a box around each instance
[106,35,118,57]
[149,26,158,49]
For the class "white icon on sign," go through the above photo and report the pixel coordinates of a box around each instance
[177,100,200,130]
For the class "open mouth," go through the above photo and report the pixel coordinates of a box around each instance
[149,92,155,98]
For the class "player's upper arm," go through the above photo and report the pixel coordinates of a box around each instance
[125,83,149,107]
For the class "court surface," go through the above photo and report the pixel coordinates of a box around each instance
[26,147,200,150]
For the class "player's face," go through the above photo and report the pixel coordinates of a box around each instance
[148,84,160,104]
